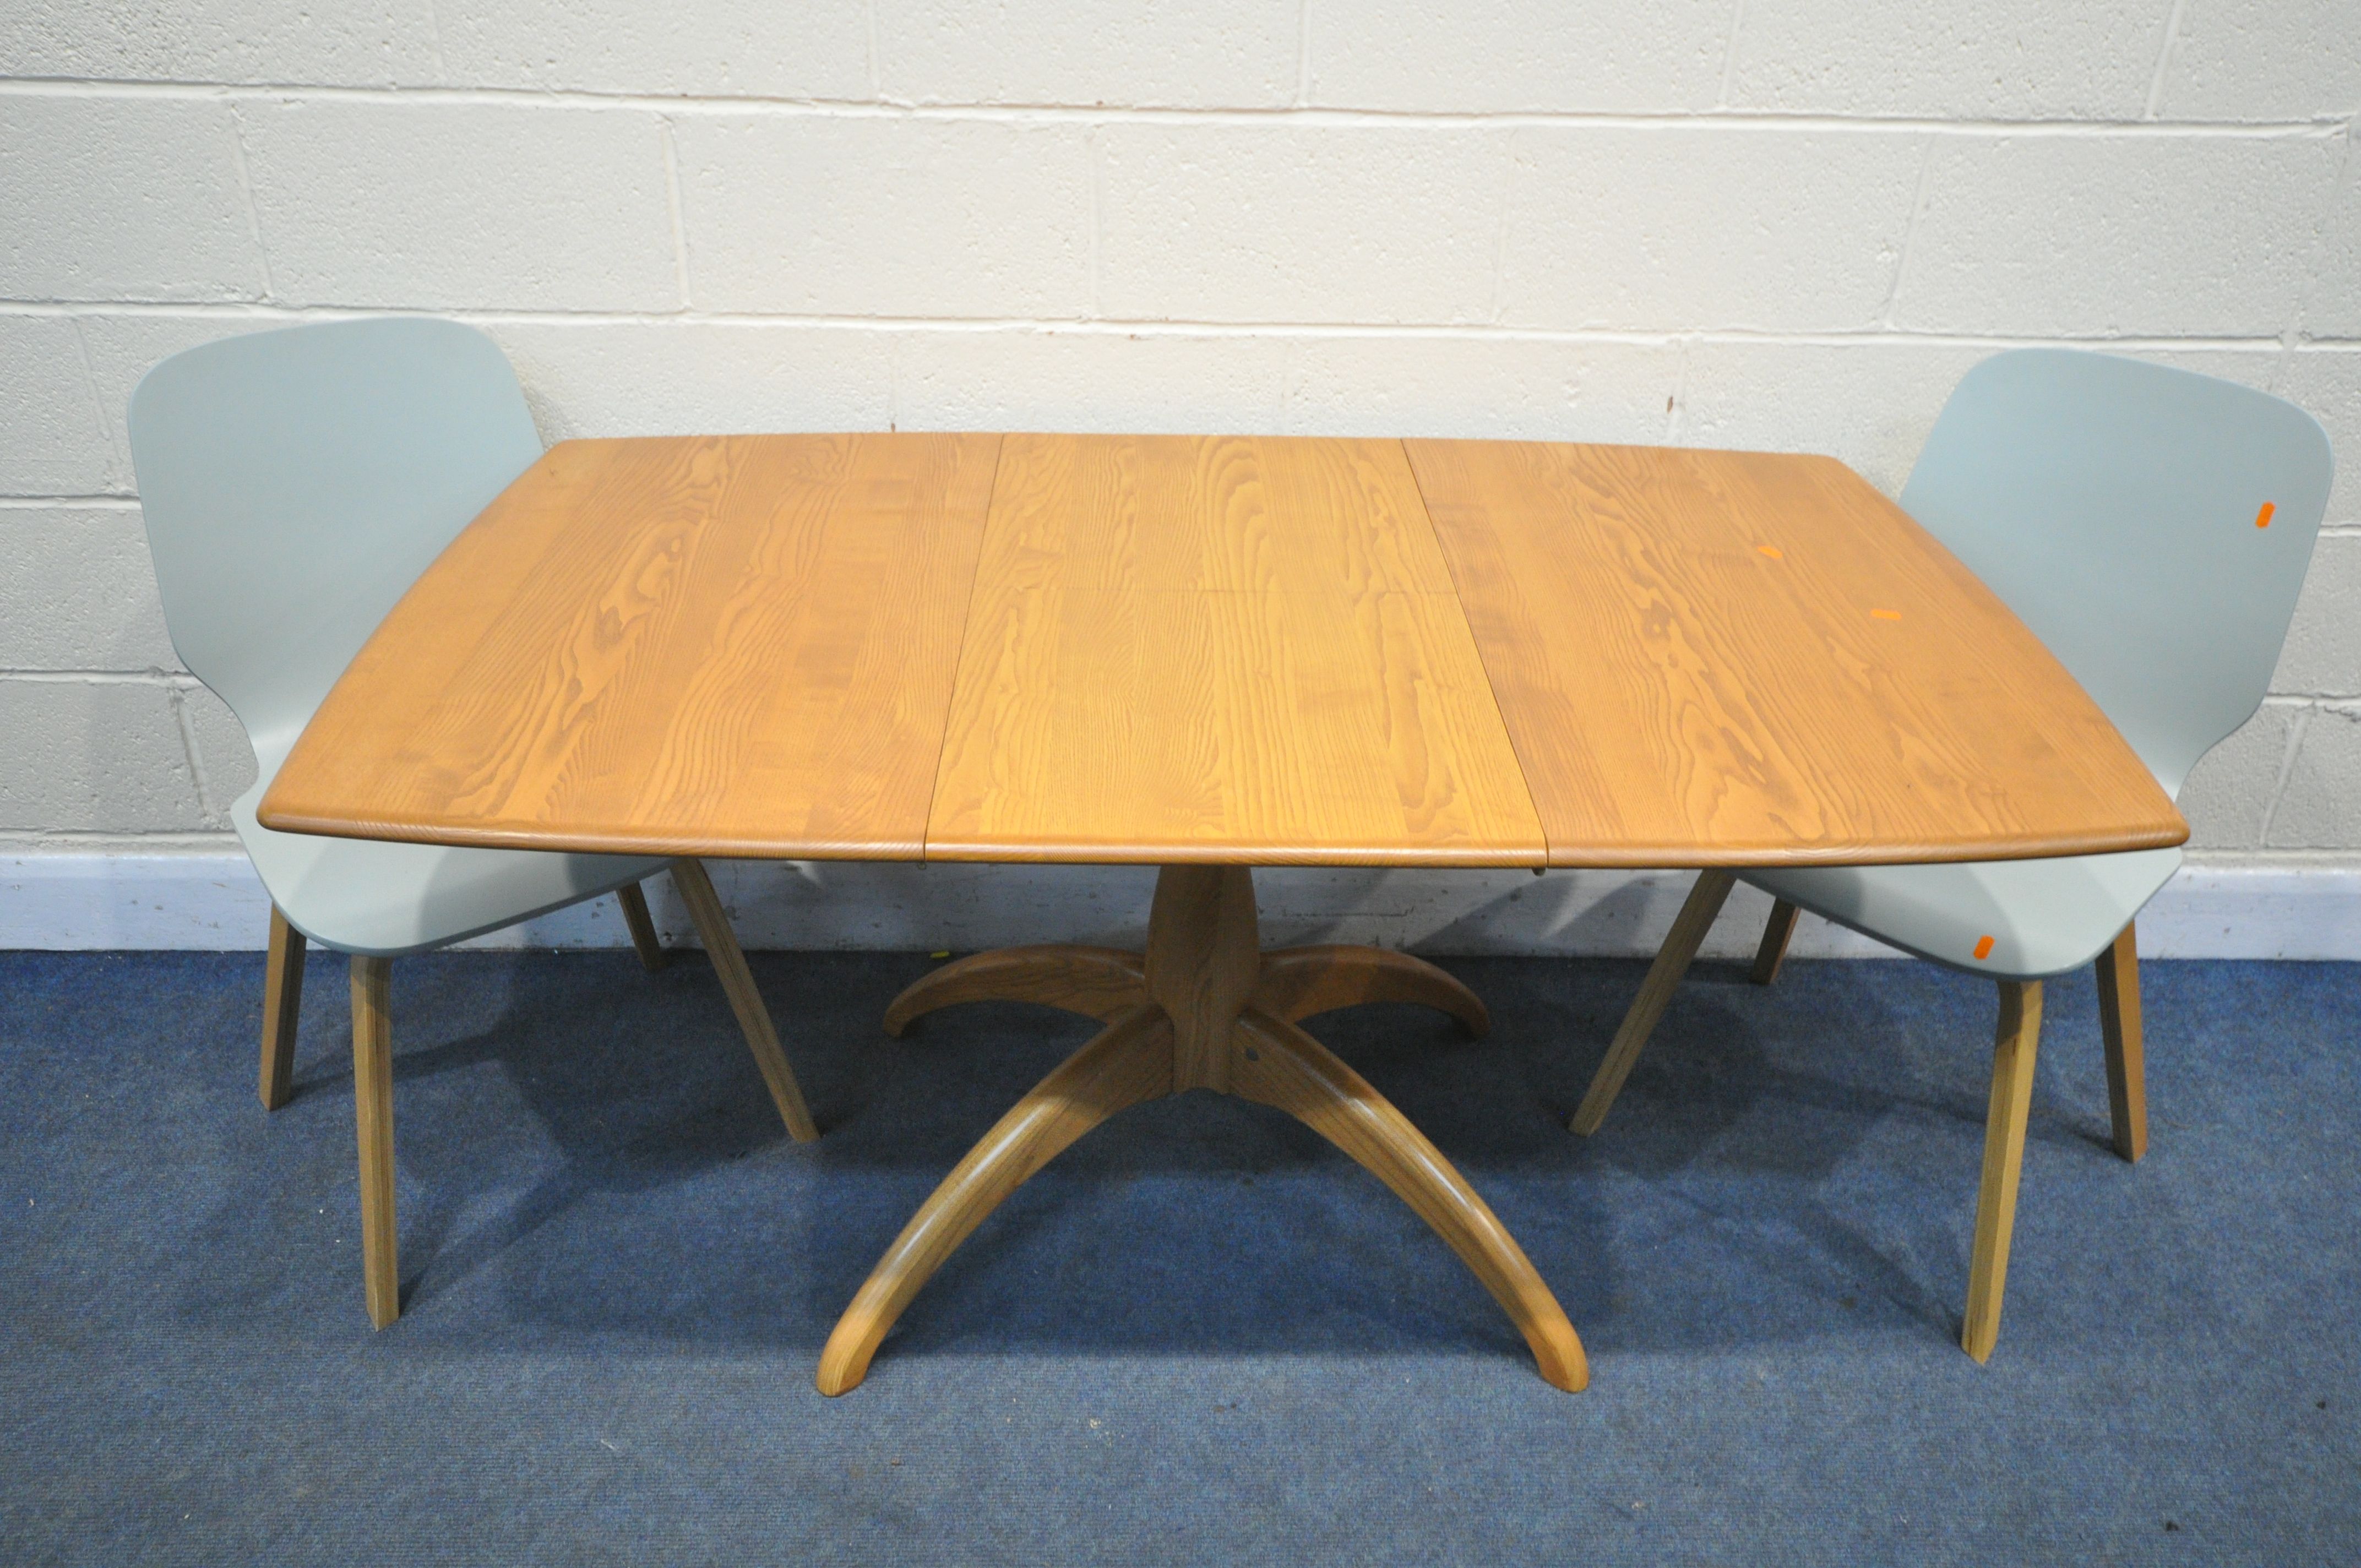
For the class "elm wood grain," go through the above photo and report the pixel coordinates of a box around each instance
[1231,1009,1587,1392]
[819,863,1587,1395]
[1406,440,2188,868]
[1249,945,1490,1036]
[258,433,1000,859]
[815,1006,1176,1397]
[882,943,1490,1039]
[350,955,399,1330]
[882,946,1150,1036]
[616,881,668,973]
[1144,864,1261,1093]
[1964,979,2044,1363]
[924,435,1546,867]
[1751,899,1802,986]
[2095,922,2148,1164]
[260,905,306,1111]
[671,857,818,1143]
[1569,869,1737,1136]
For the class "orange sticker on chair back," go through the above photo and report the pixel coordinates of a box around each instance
[2256,502,2276,529]
[1973,935,1995,960]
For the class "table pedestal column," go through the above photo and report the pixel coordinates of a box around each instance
[815,865,1588,1396]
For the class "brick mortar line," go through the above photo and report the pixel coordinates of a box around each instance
[0,302,2330,349]
[0,832,240,850]
[1716,0,1747,108]
[0,77,2351,135]
[2142,0,2191,122]
[166,684,224,825]
[1876,136,1940,328]
[0,669,197,684]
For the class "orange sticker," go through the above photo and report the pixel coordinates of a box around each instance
[2256,502,2276,529]
[1973,935,1995,960]
[1870,608,1902,620]
[1758,545,1783,559]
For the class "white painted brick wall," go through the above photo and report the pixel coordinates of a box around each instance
[1722,3,2170,119]
[678,117,1095,315]
[1497,127,1925,331]
[0,315,119,493]
[1,0,2355,932]
[1097,123,1509,323]
[0,95,263,303]
[1307,0,1728,112]
[437,1,871,99]
[880,0,1301,107]
[0,680,209,831]
[242,101,679,310]
[0,2,439,89]
[1893,134,2345,336]
[0,505,178,669]
[2159,0,2361,120]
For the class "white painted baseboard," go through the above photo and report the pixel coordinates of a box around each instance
[3,852,2355,960]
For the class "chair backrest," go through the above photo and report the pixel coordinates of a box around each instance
[126,318,541,767]
[1900,349,2332,798]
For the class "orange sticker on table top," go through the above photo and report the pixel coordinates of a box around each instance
[1870,608,1902,620]
[1973,935,1995,960]
[1757,545,1783,559]
[2256,502,2276,529]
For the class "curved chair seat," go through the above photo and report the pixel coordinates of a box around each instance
[1745,846,2182,982]
[128,318,822,1332]
[235,780,666,959]
[1568,349,2333,1367]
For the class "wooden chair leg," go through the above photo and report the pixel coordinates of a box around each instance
[2093,922,2147,1164]
[260,905,307,1111]
[350,955,400,1330]
[616,881,669,973]
[1570,869,1736,1136]
[1750,899,1800,987]
[1962,979,2044,1364]
[671,857,819,1142]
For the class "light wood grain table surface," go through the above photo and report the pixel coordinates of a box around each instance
[260,431,2185,1393]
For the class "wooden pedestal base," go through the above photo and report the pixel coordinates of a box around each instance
[817,865,1588,1396]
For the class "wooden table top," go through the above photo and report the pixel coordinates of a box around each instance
[258,432,2186,869]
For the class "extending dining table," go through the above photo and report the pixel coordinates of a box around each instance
[258,431,2184,1394]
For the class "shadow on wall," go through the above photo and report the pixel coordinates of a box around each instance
[580,860,1905,961]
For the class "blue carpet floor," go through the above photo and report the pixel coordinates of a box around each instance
[2,948,2356,1564]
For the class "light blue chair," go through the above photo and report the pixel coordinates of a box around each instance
[1570,350,2333,1361]
[128,318,818,1329]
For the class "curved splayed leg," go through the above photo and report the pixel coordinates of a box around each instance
[817,1007,1174,1395]
[1251,945,1490,1036]
[1229,1008,1587,1392]
[882,945,1150,1037]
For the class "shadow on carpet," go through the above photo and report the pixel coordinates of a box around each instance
[1,949,2354,1564]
